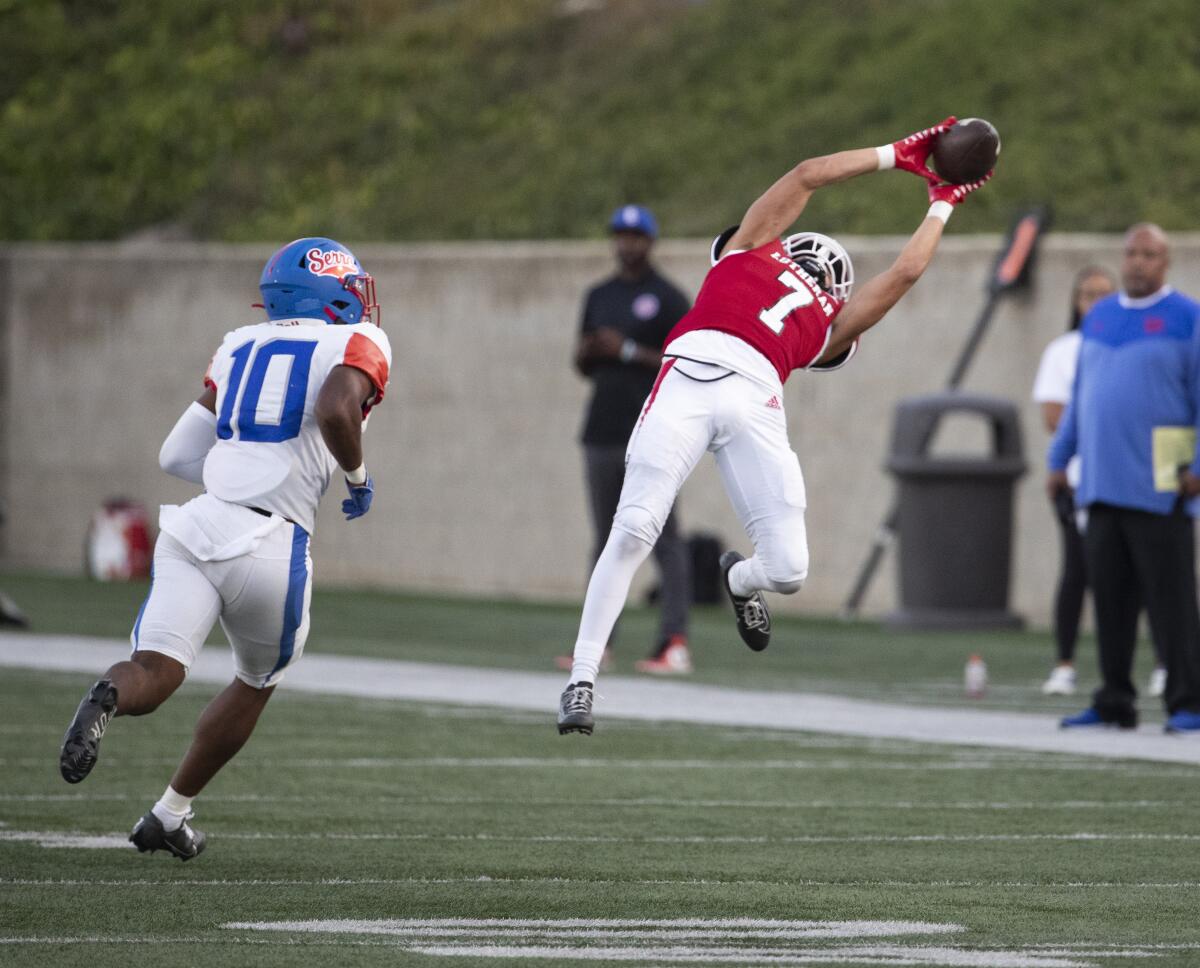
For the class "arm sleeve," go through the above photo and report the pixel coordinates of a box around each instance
[159,402,218,484]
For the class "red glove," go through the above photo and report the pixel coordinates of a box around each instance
[927,170,992,206]
[882,117,956,182]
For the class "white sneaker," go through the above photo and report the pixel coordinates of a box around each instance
[1148,666,1167,698]
[1041,665,1076,696]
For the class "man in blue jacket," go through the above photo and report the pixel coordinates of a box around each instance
[1048,223,1200,733]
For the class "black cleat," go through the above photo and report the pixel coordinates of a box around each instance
[59,679,119,784]
[557,682,595,735]
[129,810,206,861]
[720,551,771,652]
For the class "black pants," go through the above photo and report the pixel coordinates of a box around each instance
[584,444,691,652]
[1052,491,1088,664]
[1085,502,1200,721]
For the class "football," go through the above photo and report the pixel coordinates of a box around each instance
[932,118,1000,184]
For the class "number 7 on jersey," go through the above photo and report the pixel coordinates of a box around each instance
[758,270,815,335]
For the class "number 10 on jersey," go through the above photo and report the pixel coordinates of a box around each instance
[217,338,317,443]
[758,270,815,334]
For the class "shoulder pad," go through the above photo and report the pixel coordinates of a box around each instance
[809,338,859,372]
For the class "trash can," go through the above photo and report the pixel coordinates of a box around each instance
[885,391,1026,629]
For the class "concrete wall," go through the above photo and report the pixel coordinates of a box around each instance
[4,235,1200,625]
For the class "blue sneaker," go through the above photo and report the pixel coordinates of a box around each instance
[1164,711,1200,734]
[1060,707,1136,730]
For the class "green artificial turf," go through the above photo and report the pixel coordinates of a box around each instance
[2,571,1191,966]
[2,665,1198,967]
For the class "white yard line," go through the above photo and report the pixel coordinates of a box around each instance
[0,792,1184,809]
[217,921,1112,967]
[228,916,964,935]
[396,944,1097,966]
[3,828,1197,849]
[3,632,1198,765]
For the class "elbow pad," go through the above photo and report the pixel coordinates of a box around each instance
[159,402,217,484]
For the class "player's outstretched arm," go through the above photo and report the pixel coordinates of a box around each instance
[726,149,879,253]
[726,118,957,254]
[814,173,989,364]
[316,365,377,520]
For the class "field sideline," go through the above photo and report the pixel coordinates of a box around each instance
[1,573,1197,967]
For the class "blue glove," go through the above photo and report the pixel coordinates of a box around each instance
[342,473,374,520]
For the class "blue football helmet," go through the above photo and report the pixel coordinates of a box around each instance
[258,237,379,325]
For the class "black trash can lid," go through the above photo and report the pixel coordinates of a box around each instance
[888,390,1025,467]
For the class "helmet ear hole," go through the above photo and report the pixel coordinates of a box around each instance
[796,258,831,293]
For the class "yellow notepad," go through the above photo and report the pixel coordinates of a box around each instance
[1152,426,1197,492]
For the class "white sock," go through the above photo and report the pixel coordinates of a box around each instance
[729,556,770,597]
[567,528,653,685]
[151,785,194,832]
[570,640,606,686]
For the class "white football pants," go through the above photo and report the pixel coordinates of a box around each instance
[131,498,312,689]
[571,360,808,681]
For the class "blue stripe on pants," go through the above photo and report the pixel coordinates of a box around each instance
[270,525,310,678]
[131,562,155,650]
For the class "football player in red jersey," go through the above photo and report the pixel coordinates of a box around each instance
[558,118,991,735]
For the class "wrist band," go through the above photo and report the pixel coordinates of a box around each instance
[346,463,368,485]
[619,339,637,363]
[927,200,954,224]
[875,144,895,170]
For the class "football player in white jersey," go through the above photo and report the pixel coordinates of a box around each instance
[59,237,392,860]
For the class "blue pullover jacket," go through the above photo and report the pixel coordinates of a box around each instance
[1047,286,1200,515]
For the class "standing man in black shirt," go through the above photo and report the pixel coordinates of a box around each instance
[560,204,694,674]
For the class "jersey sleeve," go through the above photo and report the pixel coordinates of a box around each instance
[342,325,392,408]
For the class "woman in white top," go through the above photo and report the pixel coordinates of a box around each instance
[1032,266,1117,696]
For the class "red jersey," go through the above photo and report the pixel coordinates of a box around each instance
[666,239,843,383]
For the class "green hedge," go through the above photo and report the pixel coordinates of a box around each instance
[3,0,1197,240]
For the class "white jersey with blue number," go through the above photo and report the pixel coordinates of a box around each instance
[201,317,391,535]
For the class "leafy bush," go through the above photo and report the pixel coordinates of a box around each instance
[2,0,1197,240]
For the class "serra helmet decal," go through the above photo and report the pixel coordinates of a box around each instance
[305,246,361,280]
